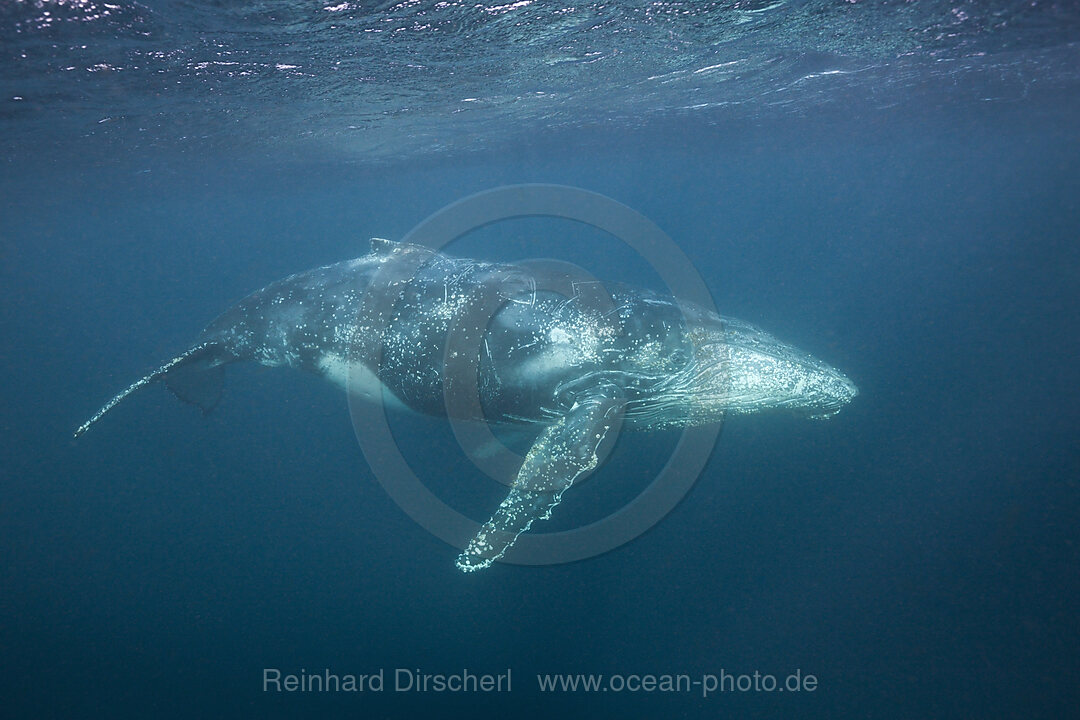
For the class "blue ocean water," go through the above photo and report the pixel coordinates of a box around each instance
[2,1,1079,717]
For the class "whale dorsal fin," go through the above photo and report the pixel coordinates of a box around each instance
[369,237,398,255]
[456,387,626,572]
[369,237,443,260]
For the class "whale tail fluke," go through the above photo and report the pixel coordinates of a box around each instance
[74,341,228,439]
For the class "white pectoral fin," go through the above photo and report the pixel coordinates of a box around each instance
[456,392,625,573]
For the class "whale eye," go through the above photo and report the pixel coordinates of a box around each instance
[554,383,577,408]
[669,348,689,368]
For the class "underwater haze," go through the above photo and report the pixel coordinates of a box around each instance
[2,1,1079,717]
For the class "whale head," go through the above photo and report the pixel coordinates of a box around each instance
[654,315,858,423]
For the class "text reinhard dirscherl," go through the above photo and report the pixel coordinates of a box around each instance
[263,668,819,698]
[263,668,511,694]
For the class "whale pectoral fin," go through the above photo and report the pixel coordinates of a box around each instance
[456,392,625,573]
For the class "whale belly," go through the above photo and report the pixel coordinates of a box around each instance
[315,352,408,411]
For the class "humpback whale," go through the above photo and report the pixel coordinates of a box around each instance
[76,238,858,571]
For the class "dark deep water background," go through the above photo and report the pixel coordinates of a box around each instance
[3,2,1080,718]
